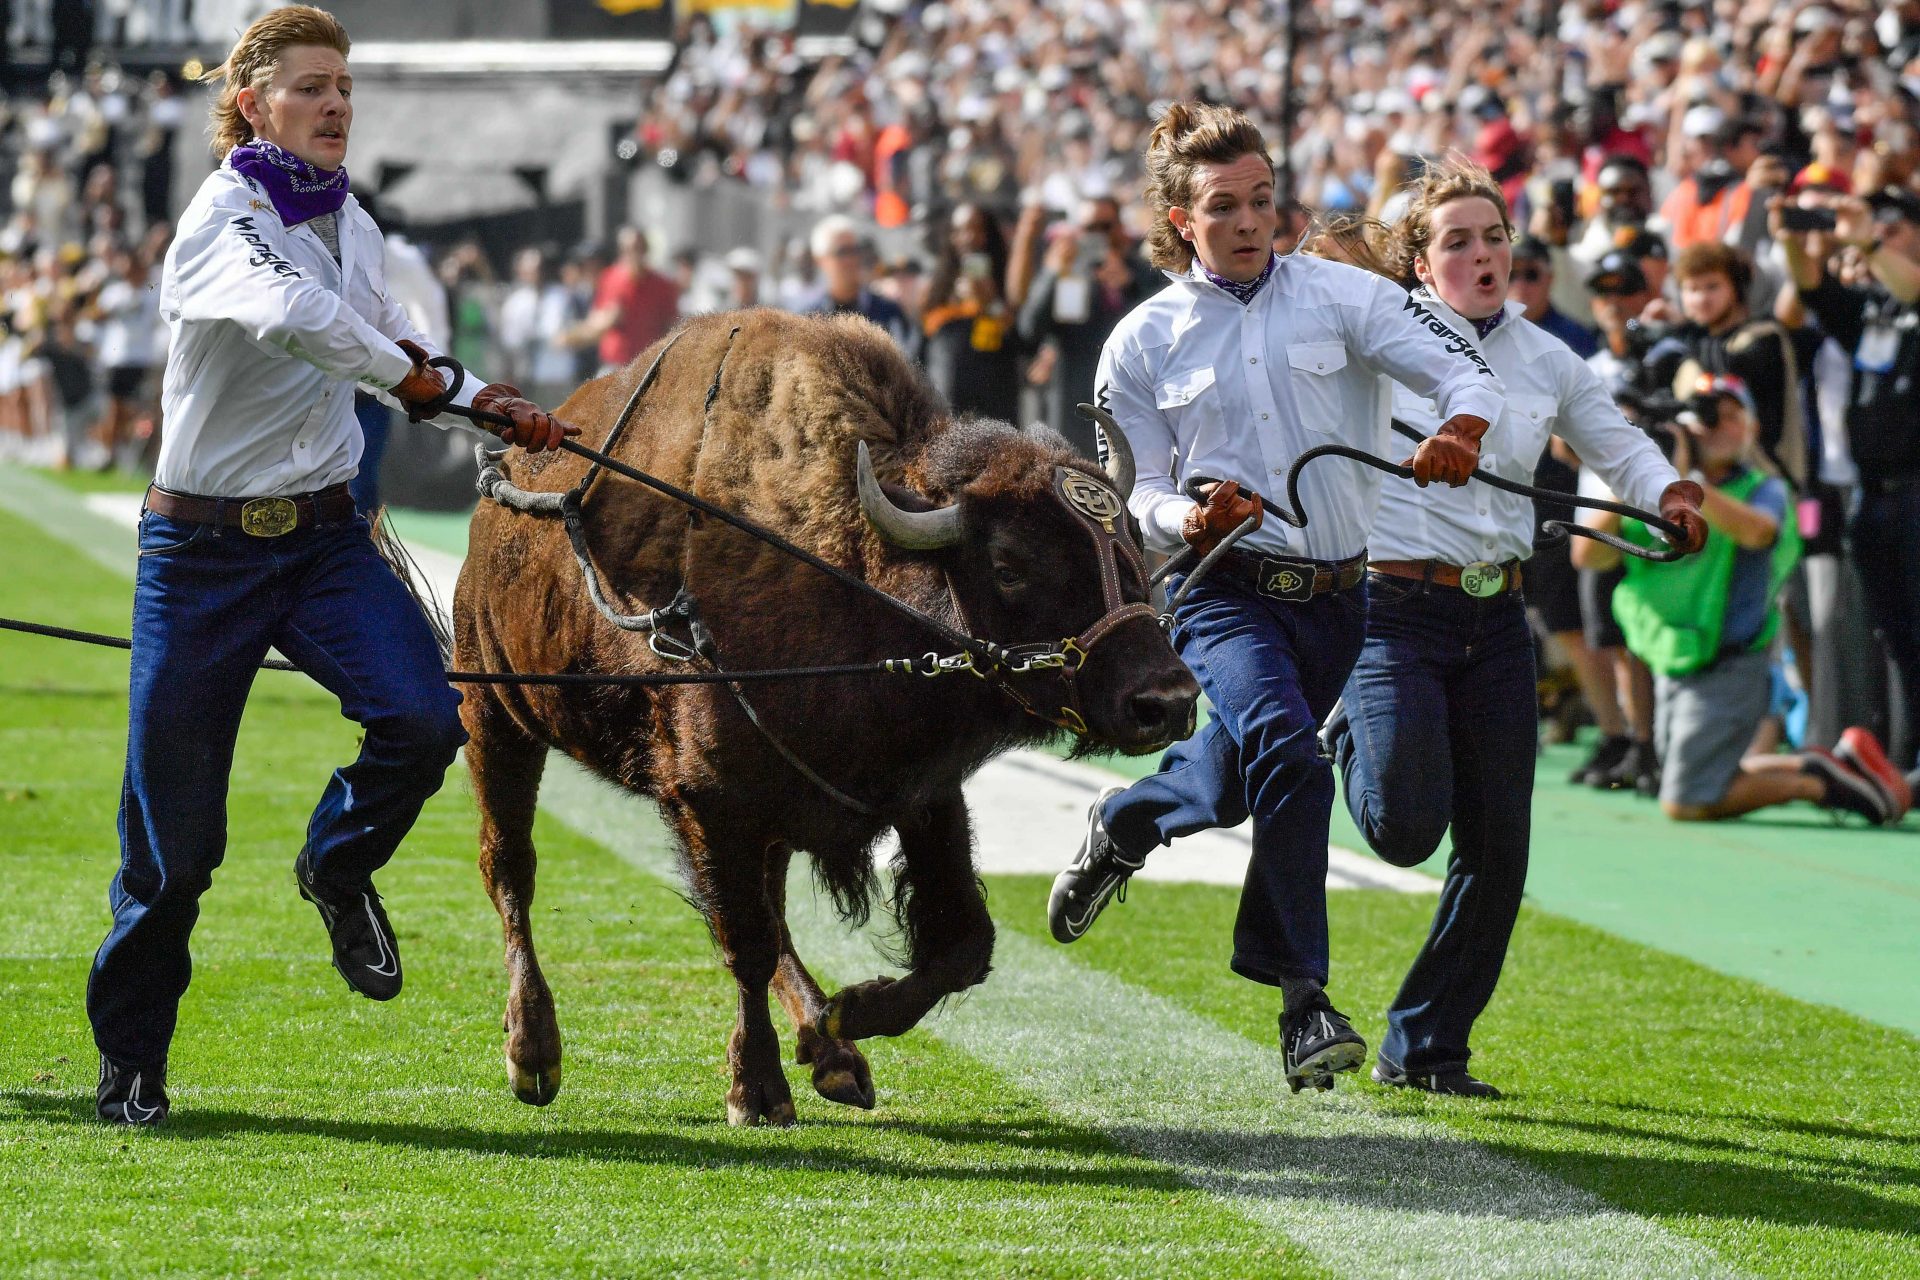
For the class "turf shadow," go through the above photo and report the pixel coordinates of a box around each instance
[0,1091,1199,1195]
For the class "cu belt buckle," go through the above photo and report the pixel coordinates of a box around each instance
[1460,560,1505,598]
[240,496,298,538]
[1258,557,1318,603]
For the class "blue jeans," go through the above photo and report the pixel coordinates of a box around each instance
[1851,484,1920,769]
[348,392,391,515]
[88,509,467,1066]
[1325,573,1537,1076]
[1103,570,1368,987]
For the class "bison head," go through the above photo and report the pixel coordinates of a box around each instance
[857,417,1198,756]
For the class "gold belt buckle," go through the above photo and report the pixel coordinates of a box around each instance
[239,496,299,537]
[1460,561,1505,598]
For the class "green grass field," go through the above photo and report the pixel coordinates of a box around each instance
[3,486,1919,1278]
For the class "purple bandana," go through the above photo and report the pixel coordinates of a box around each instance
[228,139,349,227]
[1199,252,1277,305]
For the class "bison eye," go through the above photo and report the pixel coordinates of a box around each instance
[994,566,1024,588]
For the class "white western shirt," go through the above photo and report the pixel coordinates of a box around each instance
[1096,254,1508,562]
[153,163,486,498]
[1376,289,1679,565]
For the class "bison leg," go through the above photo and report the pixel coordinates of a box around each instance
[672,806,795,1127]
[820,791,994,1042]
[765,843,875,1111]
[467,697,563,1106]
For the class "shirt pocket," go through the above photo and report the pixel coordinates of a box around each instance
[1498,393,1558,479]
[1155,365,1220,438]
[1286,341,1347,434]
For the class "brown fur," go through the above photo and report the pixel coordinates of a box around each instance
[454,309,1197,1125]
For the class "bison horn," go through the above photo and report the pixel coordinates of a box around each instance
[856,441,964,550]
[1077,402,1135,498]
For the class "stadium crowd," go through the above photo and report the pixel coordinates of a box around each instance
[3,0,1918,806]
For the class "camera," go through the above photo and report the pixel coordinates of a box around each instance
[1779,205,1839,233]
[1550,178,1577,227]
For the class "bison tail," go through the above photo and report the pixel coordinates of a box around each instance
[368,507,454,663]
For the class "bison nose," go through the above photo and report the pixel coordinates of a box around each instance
[1129,686,1198,742]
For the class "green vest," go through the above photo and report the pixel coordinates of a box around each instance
[1611,469,1802,677]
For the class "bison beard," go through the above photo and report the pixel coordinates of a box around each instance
[453,310,1197,1125]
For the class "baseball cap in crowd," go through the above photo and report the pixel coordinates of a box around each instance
[1682,104,1728,140]
[1791,161,1851,193]
[1681,372,1757,425]
[1586,249,1649,295]
[1867,185,1920,225]
[1511,236,1552,265]
[723,247,762,275]
[1615,226,1669,262]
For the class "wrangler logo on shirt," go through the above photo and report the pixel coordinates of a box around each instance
[1402,295,1494,378]
[230,215,302,279]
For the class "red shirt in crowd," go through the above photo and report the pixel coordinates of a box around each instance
[592,261,682,368]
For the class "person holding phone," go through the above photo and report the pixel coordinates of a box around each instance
[920,203,1022,423]
[1320,159,1705,1098]
[1047,105,1510,1096]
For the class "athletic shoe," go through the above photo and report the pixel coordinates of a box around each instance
[97,1055,168,1126]
[1600,739,1659,794]
[1569,734,1630,786]
[1802,749,1894,826]
[1835,727,1912,822]
[1048,786,1144,944]
[1371,1061,1503,1099]
[1280,996,1367,1093]
[296,847,404,1000]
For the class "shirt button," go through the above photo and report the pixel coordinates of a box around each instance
[1316,362,1325,370]
[1249,356,1258,365]
[1261,413,1270,420]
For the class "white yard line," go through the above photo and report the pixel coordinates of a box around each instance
[540,758,1743,1280]
[72,488,1432,895]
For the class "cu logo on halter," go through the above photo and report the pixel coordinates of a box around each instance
[1060,473,1123,530]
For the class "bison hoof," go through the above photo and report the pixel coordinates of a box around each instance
[819,975,897,1042]
[811,1043,876,1110]
[505,1048,562,1106]
[726,1082,797,1128]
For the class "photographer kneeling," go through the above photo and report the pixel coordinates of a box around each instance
[1575,376,1910,825]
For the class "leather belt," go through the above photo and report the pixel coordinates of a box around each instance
[1369,557,1524,597]
[145,483,358,538]
[1209,548,1367,603]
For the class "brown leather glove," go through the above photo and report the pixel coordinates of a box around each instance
[1402,413,1489,487]
[1180,481,1263,555]
[472,382,581,453]
[1659,478,1709,553]
[388,338,448,423]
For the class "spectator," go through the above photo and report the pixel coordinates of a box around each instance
[1575,375,1908,825]
[1017,195,1158,456]
[1661,111,1759,252]
[920,202,1020,423]
[1540,155,1655,324]
[1665,242,1805,489]
[799,214,912,350]
[1780,185,1920,779]
[1508,236,1596,358]
[576,226,681,375]
[90,244,157,471]
[497,246,580,411]
[722,247,763,309]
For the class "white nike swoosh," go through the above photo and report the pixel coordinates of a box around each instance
[362,894,398,978]
[124,1072,160,1124]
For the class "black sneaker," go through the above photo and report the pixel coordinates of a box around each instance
[1598,739,1658,792]
[1803,750,1894,826]
[1371,1061,1503,1099]
[1569,734,1630,786]
[1047,786,1144,944]
[296,847,404,1000]
[97,1055,169,1125]
[1280,997,1367,1093]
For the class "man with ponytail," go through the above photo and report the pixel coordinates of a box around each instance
[89,6,578,1125]
[1048,105,1510,1095]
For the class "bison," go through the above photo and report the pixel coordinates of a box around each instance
[452,309,1199,1125]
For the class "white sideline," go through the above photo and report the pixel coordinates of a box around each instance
[541,758,1744,1280]
[78,491,1433,895]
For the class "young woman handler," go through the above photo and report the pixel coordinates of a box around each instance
[1320,159,1706,1096]
[91,6,576,1125]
